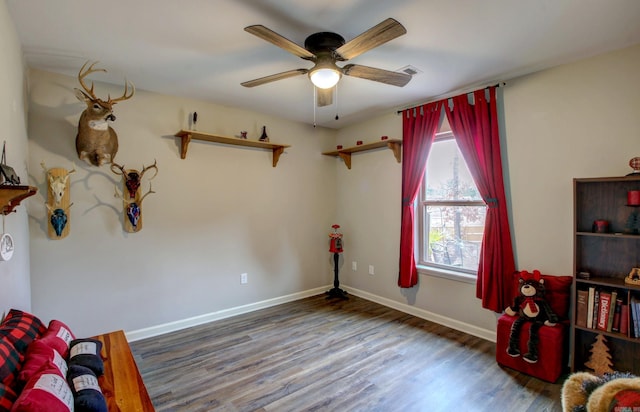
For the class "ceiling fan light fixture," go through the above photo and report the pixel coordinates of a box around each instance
[309,67,341,89]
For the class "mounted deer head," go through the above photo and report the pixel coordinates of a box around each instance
[41,162,75,205]
[75,61,134,167]
[110,160,158,199]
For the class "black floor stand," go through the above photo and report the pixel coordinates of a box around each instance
[326,252,348,300]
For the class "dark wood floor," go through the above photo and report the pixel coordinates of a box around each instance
[130,294,564,412]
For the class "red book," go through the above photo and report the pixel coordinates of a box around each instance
[612,298,623,332]
[596,291,612,331]
[620,303,630,336]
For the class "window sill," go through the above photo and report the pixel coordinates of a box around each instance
[417,264,477,285]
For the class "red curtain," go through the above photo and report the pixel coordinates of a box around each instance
[444,87,515,312]
[398,101,443,288]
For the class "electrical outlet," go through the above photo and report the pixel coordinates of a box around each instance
[240,273,248,284]
[369,265,375,275]
[352,261,357,271]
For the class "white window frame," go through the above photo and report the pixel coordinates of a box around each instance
[416,131,486,284]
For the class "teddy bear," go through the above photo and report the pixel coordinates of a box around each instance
[561,371,640,412]
[504,270,558,363]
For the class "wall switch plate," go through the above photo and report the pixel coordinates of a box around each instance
[352,261,357,271]
[369,265,375,275]
[240,273,248,284]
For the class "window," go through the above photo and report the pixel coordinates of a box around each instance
[417,131,486,277]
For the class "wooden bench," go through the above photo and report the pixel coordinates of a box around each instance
[93,330,155,411]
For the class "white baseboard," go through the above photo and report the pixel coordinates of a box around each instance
[342,286,497,343]
[125,286,329,342]
[126,284,496,343]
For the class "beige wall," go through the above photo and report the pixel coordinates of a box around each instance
[7,1,639,340]
[336,43,640,337]
[27,69,337,337]
[0,1,32,315]
[505,44,640,272]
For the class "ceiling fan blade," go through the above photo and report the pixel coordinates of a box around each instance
[335,18,407,61]
[316,87,333,107]
[241,69,308,88]
[342,64,411,87]
[245,25,316,60]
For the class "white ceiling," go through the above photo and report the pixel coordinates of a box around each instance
[7,0,640,128]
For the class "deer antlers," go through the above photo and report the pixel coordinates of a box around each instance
[110,160,158,180]
[78,61,135,104]
[75,61,134,167]
[140,160,158,180]
[111,160,158,199]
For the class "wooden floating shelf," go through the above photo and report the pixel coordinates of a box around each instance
[0,185,37,215]
[322,139,402,169]
[175,130,290,167]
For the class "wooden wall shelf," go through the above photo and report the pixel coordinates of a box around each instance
[0,185,37,215]
[175,130,291,167]
[322,139,402,169]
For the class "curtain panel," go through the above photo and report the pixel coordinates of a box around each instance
[398,101,443,288]
[445,87,515,312]
[399,87,515,312]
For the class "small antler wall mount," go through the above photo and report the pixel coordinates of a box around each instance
[75,61,134,167]
[112,160,158,233]
[41,162,75,239]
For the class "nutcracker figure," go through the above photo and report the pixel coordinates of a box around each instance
[327,224,348,299]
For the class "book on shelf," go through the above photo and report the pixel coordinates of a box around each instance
[576,289,588,328]
[632,296,640,338]
[612,298,622,333]
[579,287,622,333]
[620,302,630,336]
[587,287,596,329]
[596,290,612,331]
[592,289,600,329]
[606,290,617,332]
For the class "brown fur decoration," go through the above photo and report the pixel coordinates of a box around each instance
[561,371,640,411]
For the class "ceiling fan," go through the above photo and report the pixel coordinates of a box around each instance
[241,18,412,107]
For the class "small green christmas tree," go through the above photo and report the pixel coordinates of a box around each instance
[625,210,640,234]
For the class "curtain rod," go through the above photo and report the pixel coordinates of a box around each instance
[396,82,506,114]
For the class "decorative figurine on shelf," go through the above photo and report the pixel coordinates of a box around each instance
[626,190,640,234]
[259,126,269,142]
[192,112,198,131]
[240,131,247,139]
[327,224,348,300]
[584,333,615,375]
[625,210,640,234]
[0,142,20,185]
[625,268,640,286]
[628,157,640,175]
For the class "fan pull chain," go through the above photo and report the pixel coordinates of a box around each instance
[335,84,339,121]
[313,86,317,128]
